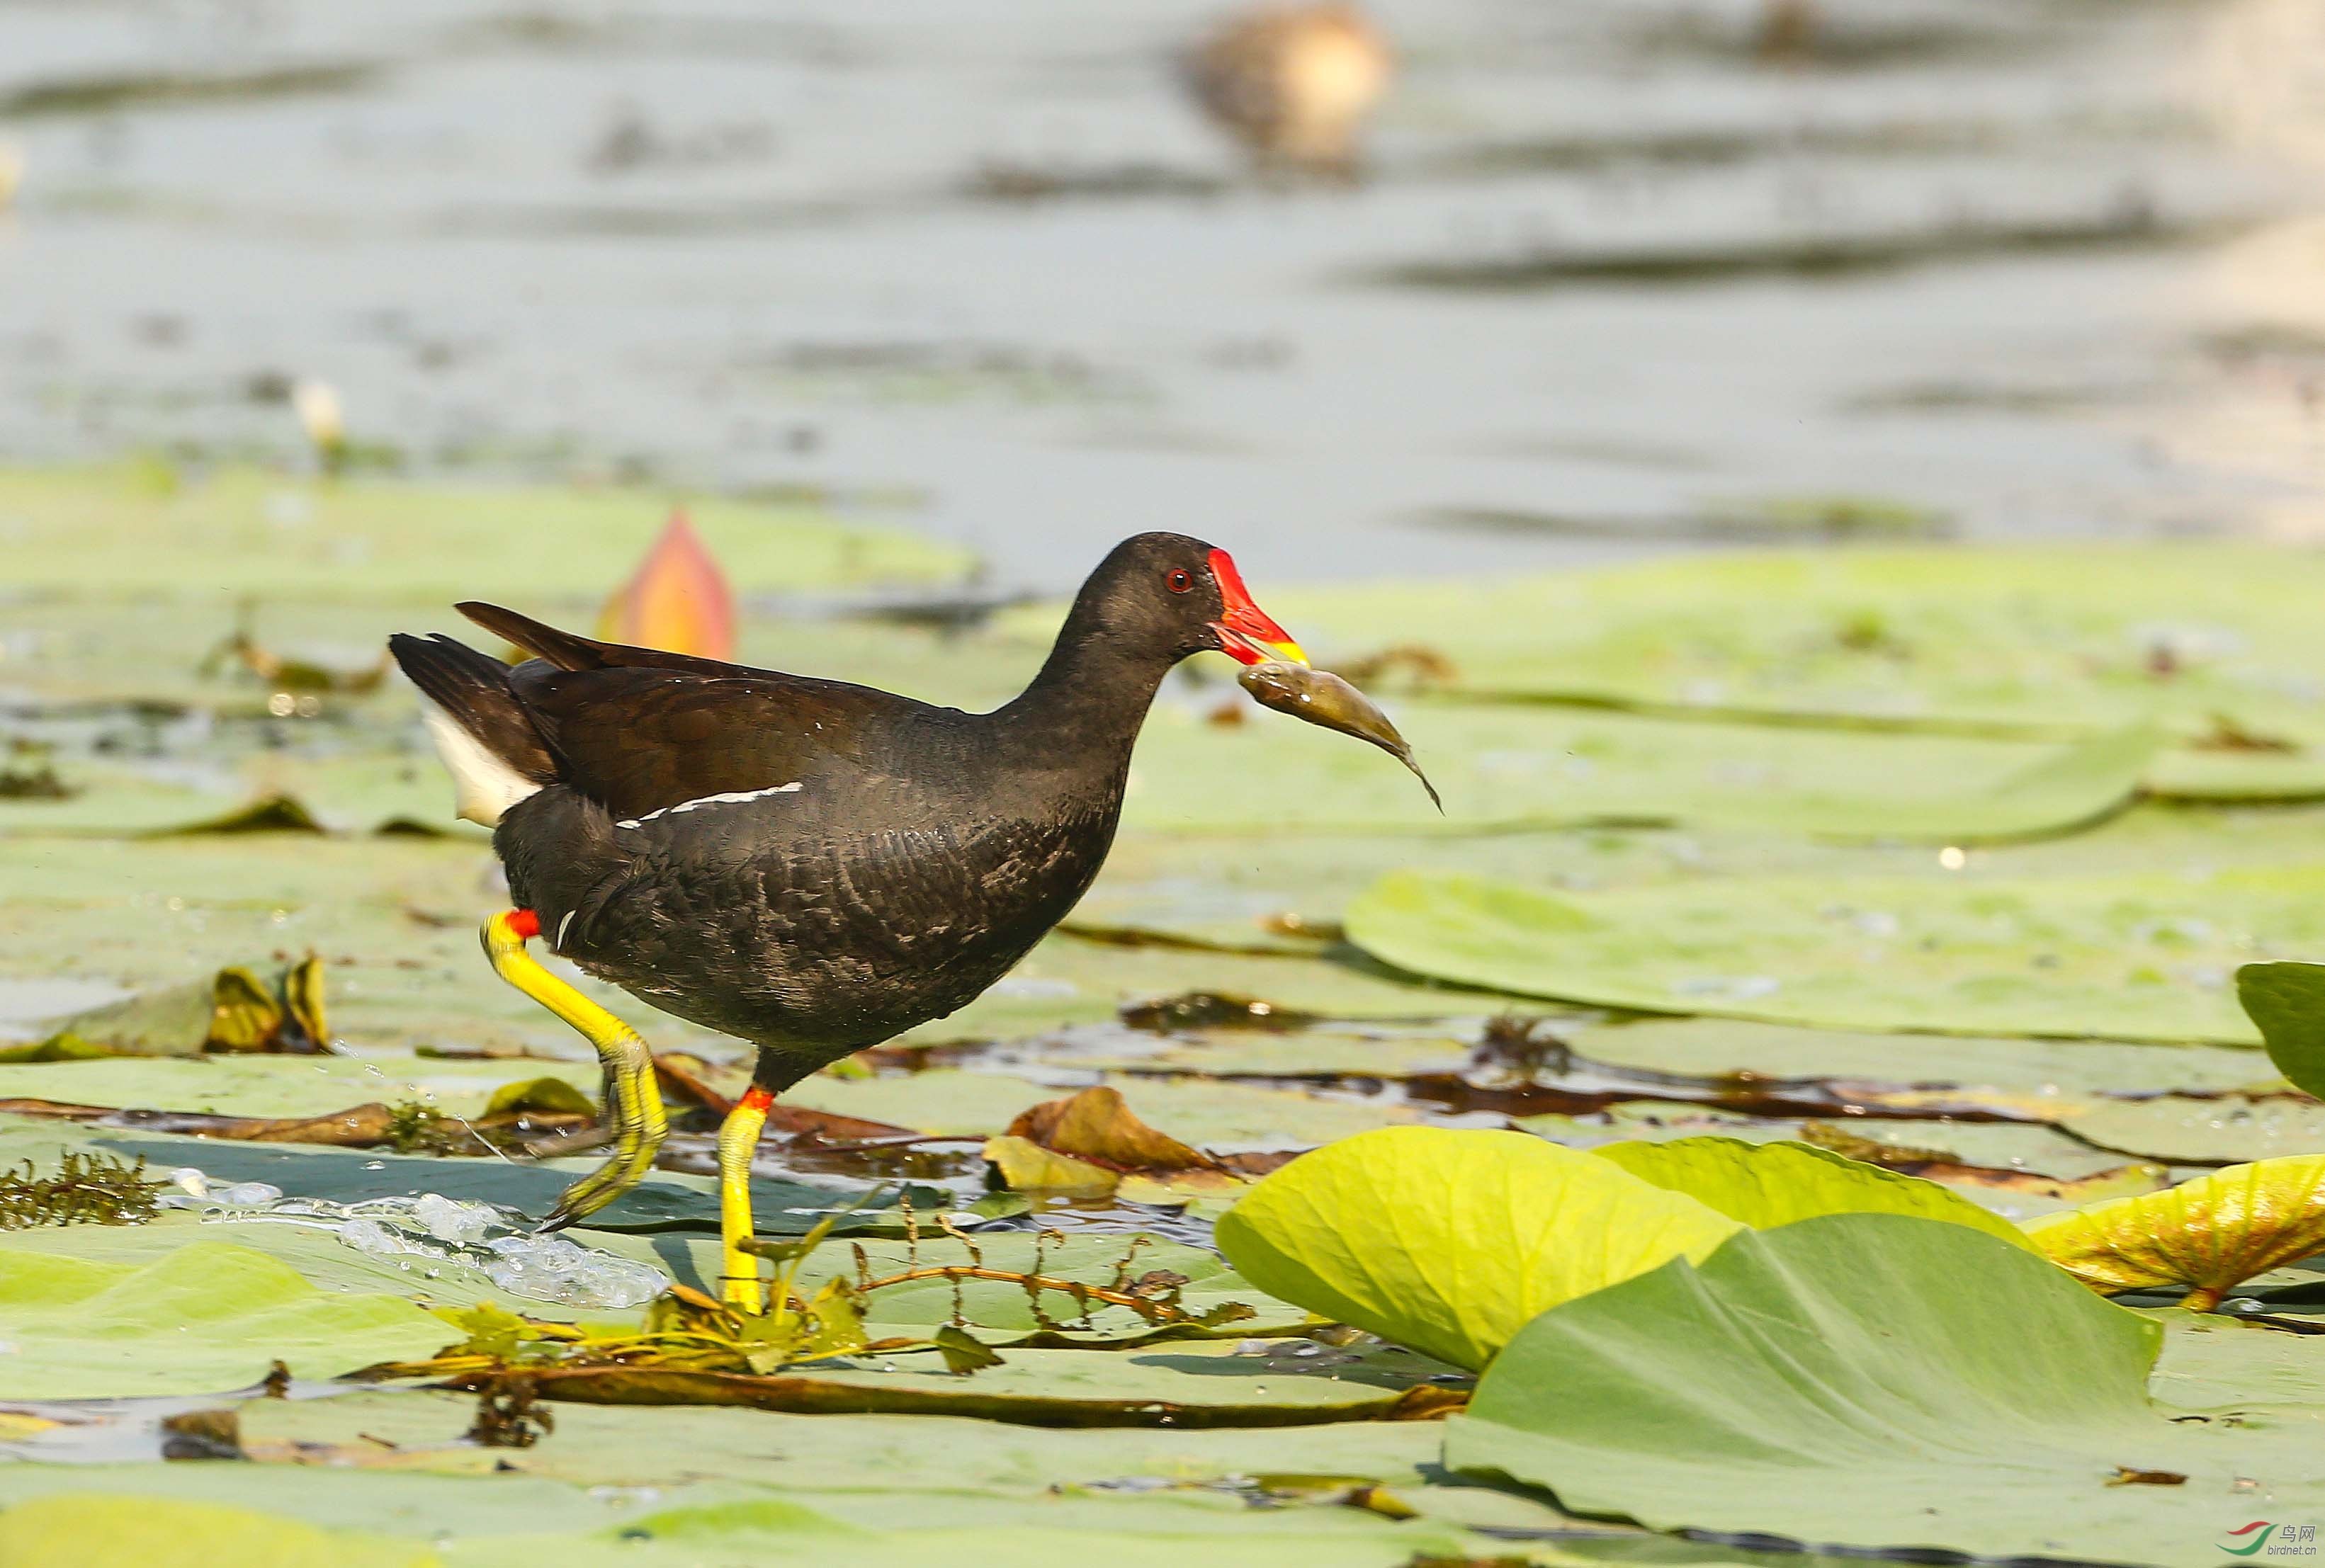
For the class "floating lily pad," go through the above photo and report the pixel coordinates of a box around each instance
[1120,699,2156,840]
[1214,1127,1740,1370]
[0,465,971,603]
[784,1067,1436,1147]
[2060,1095,2325,1165]
[1343,866,2325,1043]
[1571,1016,2276,1100]
[2024,1157,2325,1310]
[1446,1214,2325,1566]
[1237,545,2325,745]
[0,1239,454,1398]
[0,1494,436,1568]
[1593,1136,2037,1249]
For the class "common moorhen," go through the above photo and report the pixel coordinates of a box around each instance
[389,533,1344,1311]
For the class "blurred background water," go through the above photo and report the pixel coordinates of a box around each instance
[2,0,2324,591]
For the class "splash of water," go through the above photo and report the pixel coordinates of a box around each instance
[160,1171,666,1309]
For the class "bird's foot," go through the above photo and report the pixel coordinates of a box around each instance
[482,909,668,1232]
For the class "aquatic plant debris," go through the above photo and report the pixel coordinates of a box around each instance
[0,1151,164,1230]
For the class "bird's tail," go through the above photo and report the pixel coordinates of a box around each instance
[388,633,558,826]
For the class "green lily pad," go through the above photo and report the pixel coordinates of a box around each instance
[0,1239,454,1397]
[1235,545,2325,741]
[2236,960,2325,1101]
[0,1054,602,1120]
[1213,1127,1741,1371]
[784,1067,1432,1147]
[1593,1136,2037,1249]
[0,465,970,603]
[0,1494,437,1568]
[1571,1016,2276,1100]
[2059,1095,2325,1165]
[1119,697,2156,840]
[2149,1307,2325,1411]
[1445,1213,2325,1566]
[2024,1157,2325,1310]
[1342,865,2325,1043]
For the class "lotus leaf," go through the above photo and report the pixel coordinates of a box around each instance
[1593,1135,2037,1248]
[1447,1214,2325,1566]
[2023,1157,2325,1310]
[2236,960,2325,1101]
[1213,1126,1741,1370]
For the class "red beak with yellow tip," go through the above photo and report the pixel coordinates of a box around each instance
[1206,548,1308,666]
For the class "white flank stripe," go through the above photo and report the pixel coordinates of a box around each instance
[616,782,802,831]
[555,909,577,951]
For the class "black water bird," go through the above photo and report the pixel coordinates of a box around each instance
[389,533,1345,1309]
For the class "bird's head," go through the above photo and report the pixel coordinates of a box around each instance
[1079,532,1308,669]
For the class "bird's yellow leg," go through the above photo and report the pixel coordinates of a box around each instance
[717,1086,774,1312]
[482,909,667,1231]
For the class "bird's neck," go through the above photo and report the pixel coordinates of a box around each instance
[990,610,1179,776]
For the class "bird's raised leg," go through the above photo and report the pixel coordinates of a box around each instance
[482,909,667,1231]
[715,1086,775,1312]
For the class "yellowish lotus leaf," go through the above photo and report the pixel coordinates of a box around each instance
[2023,1155,2325,1311]
[979,1135,1119,1196]
[1595,1136,2040,1251]
[1214,1126,1743,1370]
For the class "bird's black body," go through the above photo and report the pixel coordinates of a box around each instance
[390,533,1261,1091]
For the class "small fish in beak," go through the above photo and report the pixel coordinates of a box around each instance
[1239,660,1442,812]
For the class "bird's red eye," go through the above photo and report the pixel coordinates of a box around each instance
[1166,569,1194,593]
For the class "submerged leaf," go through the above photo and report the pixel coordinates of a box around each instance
[2023,1157,2325,1311]
[2236,960,2325,1101]
[1593,1136,2037,1250]
[1214,1126,1741,1370]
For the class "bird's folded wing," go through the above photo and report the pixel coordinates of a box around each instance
[508,664,923,823]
